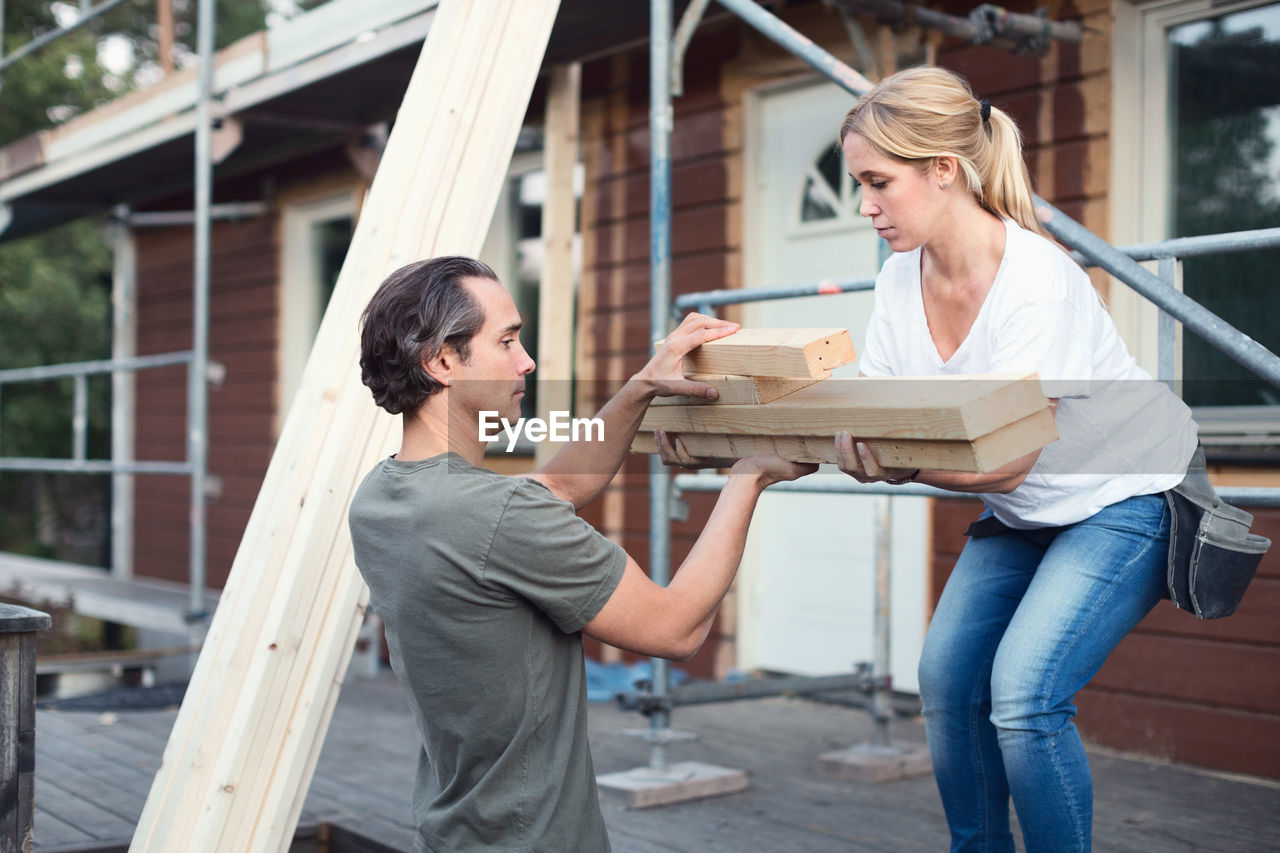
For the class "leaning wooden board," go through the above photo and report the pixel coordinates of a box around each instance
[130,2,562,851]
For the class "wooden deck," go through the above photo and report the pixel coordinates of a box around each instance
[34,674,1280,851]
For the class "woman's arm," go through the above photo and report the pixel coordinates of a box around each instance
[835,399,1058,495]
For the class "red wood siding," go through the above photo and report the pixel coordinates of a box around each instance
[133,216,279,590]
[577,29,740,680]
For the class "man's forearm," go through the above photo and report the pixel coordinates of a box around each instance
[661,474,767,649]
[533,378,655,508]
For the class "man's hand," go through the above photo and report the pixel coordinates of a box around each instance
[654,430,738,470]
[633,312,740,400]
[834,431,918,484]
[730,454,818,487]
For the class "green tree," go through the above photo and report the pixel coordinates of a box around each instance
[0,1,275,560]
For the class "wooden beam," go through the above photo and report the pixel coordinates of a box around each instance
[632,407,1058,472]
[650,373,822,406]
[129,3,563,851]
[657,328,857,379]
[535,62,581,466]
[641,375,1047,441]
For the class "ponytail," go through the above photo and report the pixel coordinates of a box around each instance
[981,106,1043,235]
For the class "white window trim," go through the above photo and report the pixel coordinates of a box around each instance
[278,187,360,432]
[1112,0,1280,438]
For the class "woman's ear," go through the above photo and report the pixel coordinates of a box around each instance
[422,345,454,388]
[934,155,960,190]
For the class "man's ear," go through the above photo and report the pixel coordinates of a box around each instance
[422,344,455,388]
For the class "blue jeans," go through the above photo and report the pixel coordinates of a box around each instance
[918,493,1170,853]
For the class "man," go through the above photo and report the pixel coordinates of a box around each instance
[348,255,813,852]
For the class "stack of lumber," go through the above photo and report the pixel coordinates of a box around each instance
[633,329,1056,472]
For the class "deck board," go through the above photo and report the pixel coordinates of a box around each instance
[31,674,1280,851]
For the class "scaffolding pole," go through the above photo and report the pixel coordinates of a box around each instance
[187,0,214,624]
[647,0,675,774]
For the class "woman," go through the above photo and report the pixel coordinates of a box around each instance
[835,67,1197,852]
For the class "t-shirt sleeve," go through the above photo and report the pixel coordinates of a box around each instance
[988,267,1095,399]
[482,479,626,633]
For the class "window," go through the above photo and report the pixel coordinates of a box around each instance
[1166,4,1280,407]
[279,189,357,428]
[1114,0,1280,453]
[797,144,862,229]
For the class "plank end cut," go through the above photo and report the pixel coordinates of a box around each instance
[655,328,857,380]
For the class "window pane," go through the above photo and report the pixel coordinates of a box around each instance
[1169,3,1280,406]
[801,175,838,222]
[816,145,843,198]
[314,217,353,307]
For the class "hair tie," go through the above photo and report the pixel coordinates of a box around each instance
[980,99,991,123]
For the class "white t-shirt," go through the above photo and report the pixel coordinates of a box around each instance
[860,219,1198,528]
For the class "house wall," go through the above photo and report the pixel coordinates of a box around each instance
[131,150,361,590]
[575,0,1279,777]
[133,211,280,589]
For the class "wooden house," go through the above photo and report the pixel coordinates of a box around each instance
[0,0,1276,780]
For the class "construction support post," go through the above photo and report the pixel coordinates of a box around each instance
[535,63,581,467]
[110,212,137,580]
[0,604,50,853]
[187,0,214,624]
[814,498,932,782]
[648,0,675,772]
[596,0,749,807]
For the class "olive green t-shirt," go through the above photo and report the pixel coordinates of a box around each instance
[348,453,625,853]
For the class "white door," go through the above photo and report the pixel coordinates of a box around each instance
[737,79,928,692]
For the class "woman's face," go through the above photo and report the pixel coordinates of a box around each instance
[841,132,944,253]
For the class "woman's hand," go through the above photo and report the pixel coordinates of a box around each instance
[834,431,919,484]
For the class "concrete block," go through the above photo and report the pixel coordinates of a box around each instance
[814,741,933,784]
[597,761,749,808]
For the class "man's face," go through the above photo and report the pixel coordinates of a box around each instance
[449,276,535,422]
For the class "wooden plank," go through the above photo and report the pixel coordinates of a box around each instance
[640,374,1048,441]
[129,2,562,851]
[535,62,581,466]
[632,408,1056,473]
[656,328,856,379]
[649,374,821,406]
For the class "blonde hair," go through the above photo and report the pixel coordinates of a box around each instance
[839,67,1044,236]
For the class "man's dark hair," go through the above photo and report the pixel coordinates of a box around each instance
[359,256,494,415]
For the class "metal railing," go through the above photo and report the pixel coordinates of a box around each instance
[0,352,195,475]
[0,350,212,618]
